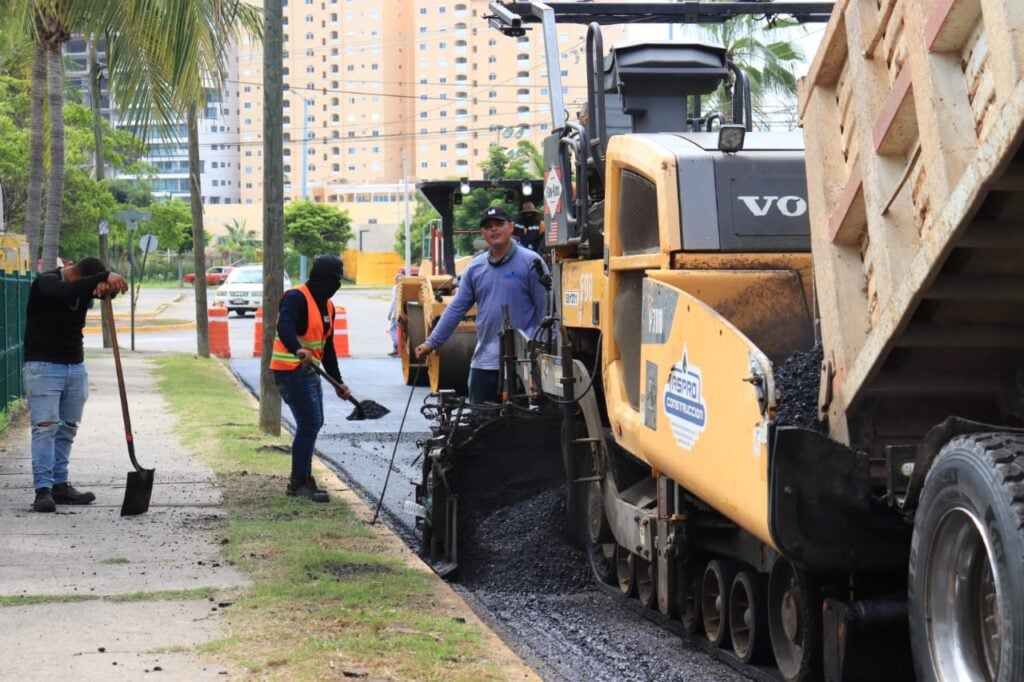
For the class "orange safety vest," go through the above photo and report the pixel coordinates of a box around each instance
[269,284,335,371]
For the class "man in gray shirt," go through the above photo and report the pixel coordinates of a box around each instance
[415,206,549,403]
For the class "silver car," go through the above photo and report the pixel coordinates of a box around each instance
[214,265,292,316]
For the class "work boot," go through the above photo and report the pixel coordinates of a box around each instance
[32,488,56,513]
[387,347,399,357]
[52,482,96,505]
[286,477,329,503]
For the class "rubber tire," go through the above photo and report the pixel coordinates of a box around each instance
[729,569,771,664]
[908,432,1024,682]
[702,559,739,648]
[768,557,822,682]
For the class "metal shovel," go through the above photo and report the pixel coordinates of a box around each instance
[103,298,154,516]
[311,364,390,420]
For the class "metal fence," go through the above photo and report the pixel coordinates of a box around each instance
[1,269,32,411]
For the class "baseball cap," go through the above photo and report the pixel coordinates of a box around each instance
[479,206,513,227]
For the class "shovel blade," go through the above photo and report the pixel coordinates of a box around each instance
[346,400,390,421]
[120,467,155,516]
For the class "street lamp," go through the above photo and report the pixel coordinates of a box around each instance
[521,181,532,197]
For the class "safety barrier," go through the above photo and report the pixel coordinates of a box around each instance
[333,306,350,357]
[1,270,32,412]
[252,307,263,357]
[208,306,231,358]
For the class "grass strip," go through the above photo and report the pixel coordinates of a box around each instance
[0,587,215,608]
[151,355,503,681]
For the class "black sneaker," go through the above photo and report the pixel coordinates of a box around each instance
[52,482,96,505]
[286,478,329,503]
[32,488,56,513]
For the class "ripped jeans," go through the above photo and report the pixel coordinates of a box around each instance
[24,361,89,490]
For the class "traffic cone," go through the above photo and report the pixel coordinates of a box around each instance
[252,307,263,357]
[208,306,231,358]
[333,306,350,358]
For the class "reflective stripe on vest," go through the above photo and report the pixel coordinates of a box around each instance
[269,284,335,370]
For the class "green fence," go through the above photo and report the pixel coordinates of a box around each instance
[1,270,32,412]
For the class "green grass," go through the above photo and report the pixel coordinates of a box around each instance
[0,400,24,437]
[151,355,509,681]
[0,587,215,608]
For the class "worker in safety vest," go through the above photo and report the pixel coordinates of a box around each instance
[269,255,351,501]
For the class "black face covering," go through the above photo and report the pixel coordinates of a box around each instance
[307,255,343,302]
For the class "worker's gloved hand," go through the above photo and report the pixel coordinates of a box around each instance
[335,382,352,400]
[414,343,433,360]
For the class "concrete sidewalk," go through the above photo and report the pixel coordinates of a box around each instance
[0,352,247,680]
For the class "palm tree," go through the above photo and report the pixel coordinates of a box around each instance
[695,15,806,129]
[103,0,262,357]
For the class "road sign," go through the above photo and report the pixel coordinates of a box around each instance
[98,220,109,235]
[115,208,151,230]
[139,234,158,253]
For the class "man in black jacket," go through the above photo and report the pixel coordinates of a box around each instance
[23,257,128,512]
[269,255,351,501]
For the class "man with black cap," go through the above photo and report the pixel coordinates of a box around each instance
[23,257,129,512]
[414,206,549,404]
[270,254,351,502]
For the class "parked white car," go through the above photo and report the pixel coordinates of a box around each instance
[214,265,292,316]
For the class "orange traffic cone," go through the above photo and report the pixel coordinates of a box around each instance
[252,308,263,357]
[333,306,350,358]
[209,306,231,358]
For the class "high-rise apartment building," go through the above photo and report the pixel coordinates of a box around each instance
[65,38,244,206]
[235,0,623,250]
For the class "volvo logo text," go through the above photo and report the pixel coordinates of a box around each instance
[737,195,808,217]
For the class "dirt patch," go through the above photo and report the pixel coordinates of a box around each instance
[321,562,393,579]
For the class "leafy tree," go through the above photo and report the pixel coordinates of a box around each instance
[394,199,441,263]
[695,15,806,129]
[147,200,193,254]
[218,217,260,263]
[284,200,353,260]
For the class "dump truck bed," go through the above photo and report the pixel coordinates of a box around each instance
[800,0,1024,448]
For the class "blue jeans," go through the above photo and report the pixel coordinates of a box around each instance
[272,369,324,481]
[468,368,500,405]
[24,361,89,490]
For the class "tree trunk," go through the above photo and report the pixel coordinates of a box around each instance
[24,40,46,269]
[188,104,210,358]
[260,0,284,435]
[41,40,65,270]
[90,37,113,349]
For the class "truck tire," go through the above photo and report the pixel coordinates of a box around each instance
[909,432,1024,682]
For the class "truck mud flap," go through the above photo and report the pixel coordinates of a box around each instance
[769,427,910,571]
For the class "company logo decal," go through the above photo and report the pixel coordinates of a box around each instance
[663,347,708,450]
[737,195,808,217]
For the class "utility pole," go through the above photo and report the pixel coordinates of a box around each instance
[299,97,308,281]
[403,149,411,276]
[260,0,284,435]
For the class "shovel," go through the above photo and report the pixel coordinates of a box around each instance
[103,298,155,516]
[310,364,390,420]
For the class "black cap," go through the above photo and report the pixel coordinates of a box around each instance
[479,206,513,227]
[310,254,344,280]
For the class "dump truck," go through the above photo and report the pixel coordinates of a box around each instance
[412,1,1023,680]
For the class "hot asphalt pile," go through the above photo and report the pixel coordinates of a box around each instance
[774,344,826,432]
[451,485,756,682]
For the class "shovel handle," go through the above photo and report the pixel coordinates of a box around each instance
[309,363,359,407]
[103,297,144,473]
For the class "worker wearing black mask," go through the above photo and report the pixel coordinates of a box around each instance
[269,255,351,501]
